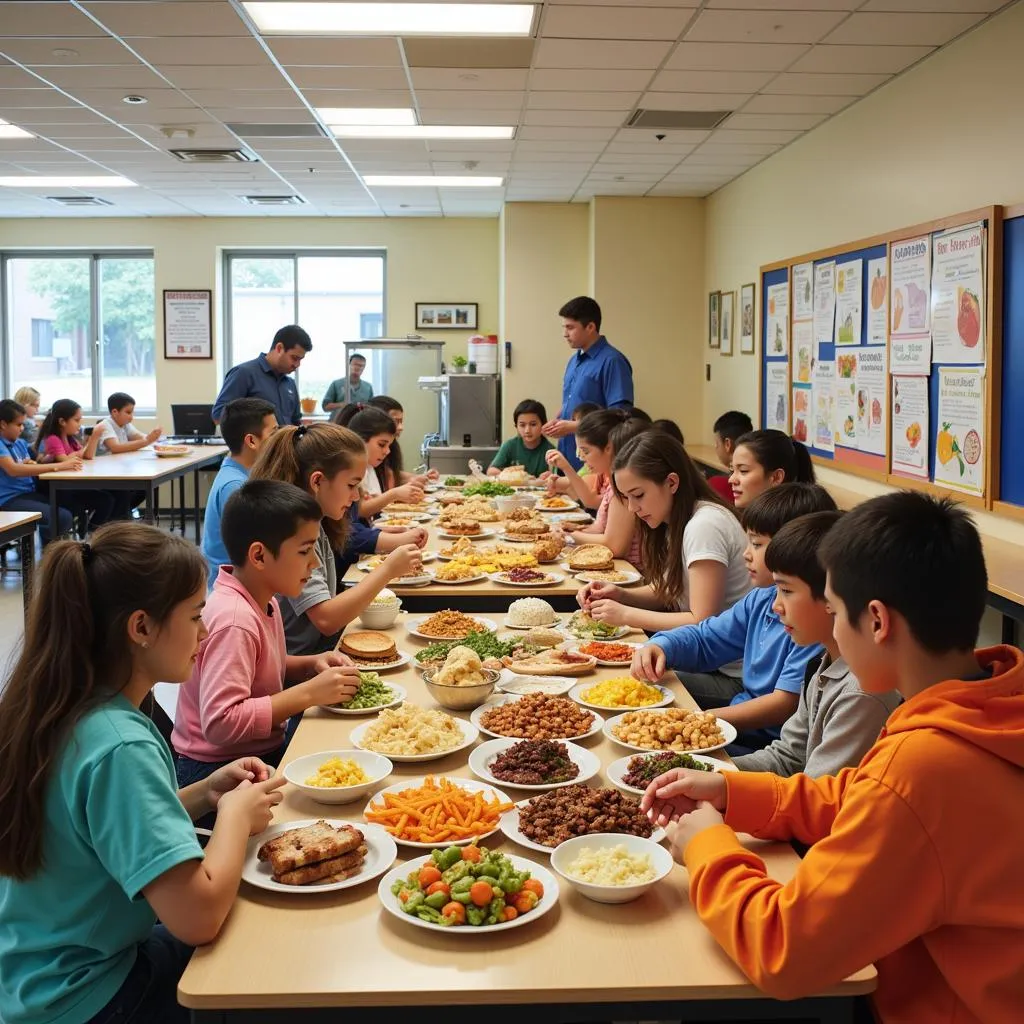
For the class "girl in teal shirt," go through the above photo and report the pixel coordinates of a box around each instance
[0,523,286,1024]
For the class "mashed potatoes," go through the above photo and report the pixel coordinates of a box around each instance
[566,845,656,886]
[434,645,486,686]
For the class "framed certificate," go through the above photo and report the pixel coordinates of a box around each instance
[164,289,213,359]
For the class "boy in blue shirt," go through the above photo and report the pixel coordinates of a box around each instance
[632,483,837,745]
[201,397,277,586]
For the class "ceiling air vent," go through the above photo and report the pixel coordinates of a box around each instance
[239,194,306,207]
[626,109,733,131]
[47,195,113,207]
[226,123,327,139]
[169,148,256,163]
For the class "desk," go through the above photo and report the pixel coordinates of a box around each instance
[45,447,226,543]
[179,619,875,1022]
[688,444,730,475]
[0,511,40,617]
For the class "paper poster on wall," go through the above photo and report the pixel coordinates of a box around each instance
[792,384,810,445]
[934,367,985,495]
[766,283,789,356]
[813,261,836,352]
[856,347,887,456]
[792,319,814,383]
[765,362,789,431]
[792,262,813,322]
[835,352,858,449]
[812,360,835,454]
[834,259,863,346]
[890,235,932,372]
[891,375,929,479]
[866,256,888,346]
[931,225,985,365]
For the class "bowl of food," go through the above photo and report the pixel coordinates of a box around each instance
[358,589,402,629]
[422,645,500,709]
[282,749,393,804]
[549,832,673,904]
[494,492,538,516]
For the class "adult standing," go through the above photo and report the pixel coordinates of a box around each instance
[322,352,373,411]
[212,324,311,427]
[542,296,633,470]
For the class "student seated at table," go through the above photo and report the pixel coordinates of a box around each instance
[95,391,165,519]
[0,522,287,1024]
[249,422,422,655]
[577,432,750,632]
[632,484,838,746]
[173,480,361,787]
[651,418,685,445]
[13,386,40,448]
[336,499,428,580]
[367,395,439,485]
[0,398,76,543]
[706,410,753,505]
[200,397,278,587]
[487,399,555,479]
[728,428,814,509]
[642,492,1024,1022]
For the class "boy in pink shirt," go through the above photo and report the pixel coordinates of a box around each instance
[173,479,361,786]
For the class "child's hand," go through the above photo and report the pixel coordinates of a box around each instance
[384,543,422,580]
[63,454,84,472]
[92,423,106,437]
[576,581,597,610]
[426,468,440,481]
[589,599,629,626]
[545,449,570,474]
[304,665,362,708]
[313,651,353,674]
[216,775,287,836]
[632,644,666,682]
[641,768,728,827]
[403,527,428,549]
[666,803,726,863]
[586,581,622,603]
[205,757,273,809]
[146,427,163,444]
[394,482,424,503]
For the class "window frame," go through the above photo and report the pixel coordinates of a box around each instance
[0,249,156,415]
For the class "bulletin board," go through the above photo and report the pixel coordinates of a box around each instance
[759,205,1002,510]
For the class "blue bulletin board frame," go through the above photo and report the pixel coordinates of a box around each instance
[996,210,1024,512]
[759,266,789,430]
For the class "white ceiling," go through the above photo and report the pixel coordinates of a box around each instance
[0,0,1012,217]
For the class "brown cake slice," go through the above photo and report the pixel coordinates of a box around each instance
[258,822,364,875]
[273,844,368,886]
[339,631,398,663]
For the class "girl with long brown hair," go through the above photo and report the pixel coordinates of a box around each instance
[577,433,750,632]
[0,523,285,1024]
[249,422,421,655]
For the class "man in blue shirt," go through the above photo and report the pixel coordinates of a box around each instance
[212,325,311,426]
[322,352,374,411]
[542,296,633,470]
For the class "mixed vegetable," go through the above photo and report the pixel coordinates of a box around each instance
[443,476,464,487]
[621,751,715,788]
[462,481,515,498]
[333,672,395,710]
[415,630,519,666]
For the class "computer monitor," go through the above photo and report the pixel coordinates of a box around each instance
[171,404,217,439]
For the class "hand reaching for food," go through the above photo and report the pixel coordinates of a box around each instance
[304,665,362,708]
[394,482,424,504]
[588,599,629,626]
[640,767,727,828]
[631,643,666,683]
[545,449,571,474]
[217,775,287,836]
[665,803,727,862]
[384,543,423,580]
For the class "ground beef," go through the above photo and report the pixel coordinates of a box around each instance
[517,785,654,848]
[489,740,580,786]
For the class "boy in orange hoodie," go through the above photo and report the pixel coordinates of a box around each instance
[642,491,1024,1023]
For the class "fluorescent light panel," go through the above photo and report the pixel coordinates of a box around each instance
[0,176,137,188]
[329,125,515,140]
[364,175,504,187]
[316,107,416,126]
[243,3,534,35]
[0,120,34,140]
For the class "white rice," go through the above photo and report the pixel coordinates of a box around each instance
[370,588,399,607]
[507,597,556,627]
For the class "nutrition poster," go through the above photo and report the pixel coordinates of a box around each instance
[931,225,985,365]
[891,375,929,479]
[766,282,790,356]
[835,352,858,449]
[934,367,985,495]
[813,261,837,352]
[890,236,932,374]
[792,384,810,445]
[793,319,814,383]
[793,262,814,322]
[765,362,789,430]
[866,256,888,346]
[856,347,887,456]
[812,360,835,454]
[834,259,863,347]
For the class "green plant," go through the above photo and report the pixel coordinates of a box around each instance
[451,355,468,368]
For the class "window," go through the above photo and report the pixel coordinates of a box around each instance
[2,252,156,414]
[224,250,385,406]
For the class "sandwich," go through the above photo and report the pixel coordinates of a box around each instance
[441,517,482,536]
[338,630,398,665]
[567,544,615,572]
[532,534,566,563]
[258,821,368,885]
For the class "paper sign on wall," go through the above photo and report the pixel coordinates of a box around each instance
[856,347,887,456]
[834,259,862,347]
[792,262,813,322]
[835,352,858,448]
[766,283,789,357]
[813,261,836,353]
[765,362,789,431]
[792,384,810,445]
[793,319,813,383]
[812,360,835,454]
[890,236,932,373]
[866,256,888,346]
[934,367,985,495]
[891,375,929,479]
[931,225,985,365]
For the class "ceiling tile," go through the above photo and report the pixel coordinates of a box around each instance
[0,88,78,108]
[685,10,847,43]
[298,88,414,109]
[157,65,287,90]
[523,109,627,127]
[409,68,528,90]
[517,125,616,140]
[84,2,249,36]
[713,128,800,144]
[0,66,51,89]
[743,93,856,114]
[788,43,933,74]
[706,0,859,7]
[0,3,108,36]
[416,108,521,124]
[0,37,138,65]
[285,66,410,90]
[860,0,1005,10]
[822,12,986,45]
[534,38,673,69]
[128,36,268,65]
[529,68,652,90]
[640,91,752,109]
[694,141,780,156]
[650,68,775,92]
[723,112,827,130]
[414,89,523,110]
[527,90,636,110]
[3,106,104,124]
[267,38,403,67]
[174,87,302,108]
[542,5,695,40]
[763,72,891,96]
[611,127,710,144]
[32,65,170,91]
[666,41,809,71]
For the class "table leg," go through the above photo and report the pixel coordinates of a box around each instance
[49,484,60,540]
[1002,614,1016,645]
[193,468,202,544]
[20,530,35,616]
[143,483,156,526]
[178,476,187,535]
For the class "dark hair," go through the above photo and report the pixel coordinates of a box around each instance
[741,483,838,536]
[558,295,602,332]
[249,423,365,551]
[338,406,397,491]
[36,398,82,450]
[651,419,684,446]
[222,479,322,567]
[0,523,205,880]
[734,429,815,484]
[571,401,601,419]
[577,408,649,453]
[513,399,547,424]
[349,352,366,364]
[219,397,276,455]
[613,433,732,604]
[0,398,25,424]
[271,324,312,353]
[367,395,402,416]
[713,410,754,443]
[366,396,404,482]
[106,392,134,413]
[818,492,987,653]
[765,511,844,599]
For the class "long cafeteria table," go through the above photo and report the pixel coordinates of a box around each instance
[178,614,876,1023]
[0,510,40,618]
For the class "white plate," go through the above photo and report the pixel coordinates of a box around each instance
[470,694,603,742]
[548,512,592,524]
[243,819,397,894]
[469,737,601,791]
[339,652,411,674]
[406,615,499,641]
[321,682,408,716]
[378,512,434,523]
[502,614,561,630]
[498,533,550,545]
[350,716,479,763]
[500,799,666,855]
[602,711,738,755]
[535,498,579,512]
[390,573,435,587]
[357,552,436,571]
[573,569,643,586]
[561,621,632,642]
[563,639,641,667]
[497,673,576,696]
[153,448,190,458]
[363,776,513,848]
[606,752,737,796]
[378,853,559,934]
[436,528,497,540]
[429,572,489,586]
[490,571,564,587]
[569,681,674,712]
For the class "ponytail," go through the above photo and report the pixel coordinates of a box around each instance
[734,429,816,485]
[577,407,651,452]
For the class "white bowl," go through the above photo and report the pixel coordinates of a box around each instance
[495,493,538,515]
[358,600,402,629]
[549,833,673,904]
[282,749,393,804]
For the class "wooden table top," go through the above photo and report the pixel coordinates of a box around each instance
[0,510,42,533]
[45,445,227,481]
[687,444,729,474]
[179,619,875,1011]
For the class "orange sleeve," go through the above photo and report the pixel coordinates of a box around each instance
[683,779,944,1000]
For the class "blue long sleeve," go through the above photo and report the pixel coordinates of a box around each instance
[649,587,756,672]
[212,364,251,422]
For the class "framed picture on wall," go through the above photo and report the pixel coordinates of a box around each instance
[708,291,721,348]
[163,289,213,359]
[740,282,756,354]
[720,291,735,356]
[415,302,478,330]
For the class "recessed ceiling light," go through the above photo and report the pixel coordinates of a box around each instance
[0,121,34,140]
[0,176,137,188]
[364,175,503,187]
[329,125,514,140]
[123,95,148,105]
[243,2,535,36]
[316,107,416,126]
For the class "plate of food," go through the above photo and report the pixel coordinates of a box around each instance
[358,551,437,570]
[535,495,578,511]
[379,847,558,933]
[603,708,736,755]
[413,630,517,673]
[407,611,499,641]
[503,597,560,629]
[607,751,736,796]
[548,512,592,525]
[573,568,643,586]
[562,610,631,642]
[500,647,597,676]
[565,544,615,574]
[364,776,513,848]
[378,512,434,524]
[500,786,666,854]
[491,568,564,587]
[350,704,480,762]
[569,679,673,712]
[152,443,190,458]
[386,502,434,514]
[470,692,602,742]
[336,632,409,671]
[568,640,641,667]
[321,679,407,716]
[469,737,601,791]
[437,527,498,541]
[496,673,576,696]
[430,563,489,585]
[244,819,397,894]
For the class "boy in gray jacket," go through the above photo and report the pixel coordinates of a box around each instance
[734,512,901,778]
